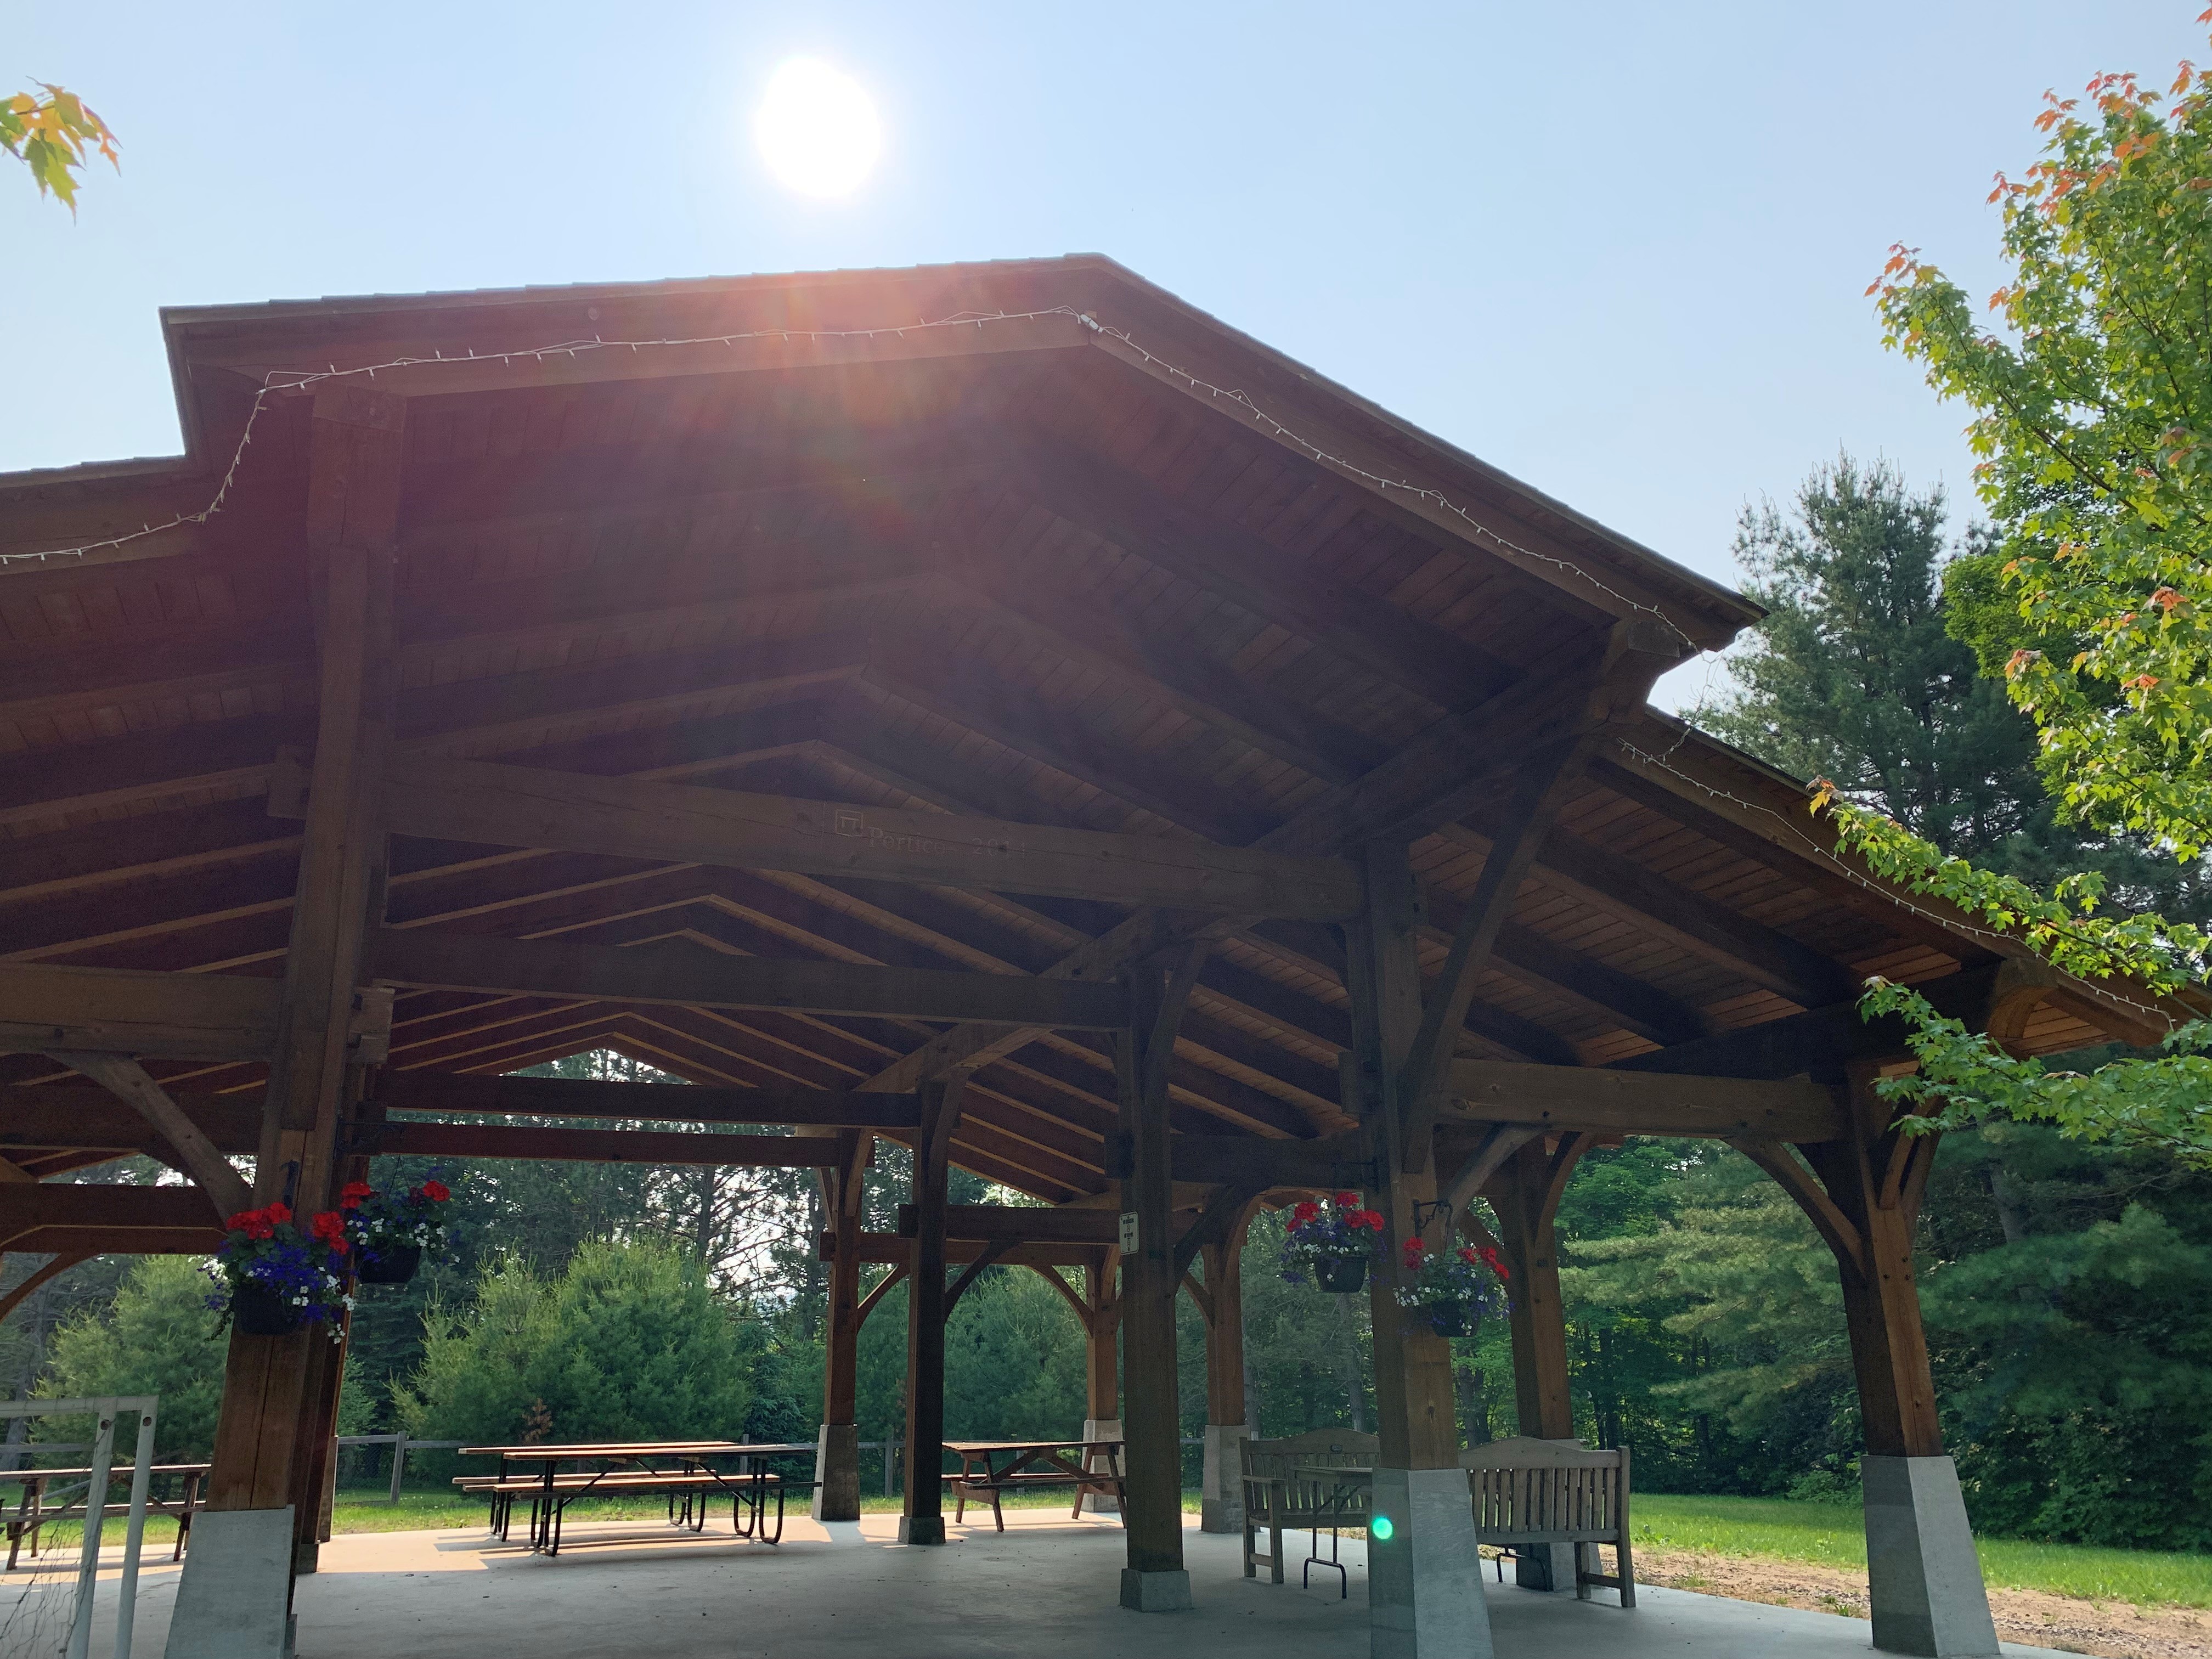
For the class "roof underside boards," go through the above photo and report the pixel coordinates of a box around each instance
[0,257,2135,1204]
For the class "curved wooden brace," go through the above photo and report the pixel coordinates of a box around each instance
[1540,1131,1599,1229]
[1180,1271,1212,1324]
[1172,1179,1265,1280]
[854,1261,908,1330]
[0,1253,89,1325]
[944,1239,1014,1319]
[1731,1136,1866,1283]
[1023,1262,1093,1327]
[1437,1126,1542,1231]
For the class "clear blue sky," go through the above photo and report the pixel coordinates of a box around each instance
[5,2,2203,704]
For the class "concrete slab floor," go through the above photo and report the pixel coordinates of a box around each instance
[85,1511,2082,1659]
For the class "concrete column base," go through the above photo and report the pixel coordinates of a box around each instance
[163,1506,295,1659]
[1081,1417,1124,1513]
[898,1514,946,1545]
[813,1421,860,1521]
[1200,1423,1250,1533]
[1368,1466,1495,1659]
[1864,1455,2000,1657]
[1513,1541,1576,1593]
[1119,1567,1192,1611]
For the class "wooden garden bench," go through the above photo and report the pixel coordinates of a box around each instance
[1239,1430,1378,1587]
[1462,1437,1635,1606]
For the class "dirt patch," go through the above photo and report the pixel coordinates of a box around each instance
[1633,1547,2212,1659]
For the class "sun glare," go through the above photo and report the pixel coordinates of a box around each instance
[754,58,882,199]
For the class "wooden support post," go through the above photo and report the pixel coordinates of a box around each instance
[1198,1207,1256,1534]
[1116,944,1205,1611]
[289,1310,347,1575]
[1752,1070,1999,1654]
[1350,841,1495,1657]
[1079,1255,1122,1515]
[174,387,405,1659]
[899,1076,965,1545]
[1488,1133,1593,1593]
[815,1132,869,1522]
[1779,1064,1999,1657]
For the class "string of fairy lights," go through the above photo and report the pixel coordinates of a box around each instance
[0,303,1703,666]
[11,297,2161,1025]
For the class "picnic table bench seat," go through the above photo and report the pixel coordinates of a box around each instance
[944,1440,1127,1533]
[4,1463,208,1571]
[1462,1437,1635,1607]
[455,1465,785,1550]
[1239,1430,1378,1585]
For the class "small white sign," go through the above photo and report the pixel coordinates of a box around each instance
[1118,1211,1141,1253]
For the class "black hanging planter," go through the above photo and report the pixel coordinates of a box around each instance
[1314,1256,1368,1295]
[232,1281,307,1337]
[354,1244,422,1286]
[1424,1303,1470,1339]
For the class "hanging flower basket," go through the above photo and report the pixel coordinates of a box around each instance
[354,1244,422,1285]
[341,1175,452,1286]
[205,1203,351,1339]
[232,1279,309,1336]
[1314,1255,1368,1295]
[1395,1238,1511,1339]
[1280,1192,1385,1294]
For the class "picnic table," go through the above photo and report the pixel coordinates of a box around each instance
[944,1439,1126,1532]
[456,1441,812,1555]
[2,1463,208,1570]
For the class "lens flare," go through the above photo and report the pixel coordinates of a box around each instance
[754,58,882,199]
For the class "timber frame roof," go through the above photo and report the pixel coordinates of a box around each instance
[0,255,2180,1204]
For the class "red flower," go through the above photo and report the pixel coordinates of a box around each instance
[419,1180,450,1204]
[1403,1236,1427,1255]
[1457,1246,1478,1263]
[1480,1246,1509,1281]
[1291,1200,1319,1224]
[309,1210,348,1252]
[225,1206,273,1239]
[265,1202,292,1227]
[338,1181,373,1210]
[1358,1210,1385,1231]
[1334,1191,1360,1209]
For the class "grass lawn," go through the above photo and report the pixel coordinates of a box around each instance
[1634,1493,2212,1608]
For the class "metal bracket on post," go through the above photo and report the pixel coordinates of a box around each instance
[1413,1198,1454,1240]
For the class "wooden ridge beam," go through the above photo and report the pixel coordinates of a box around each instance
[0,963,283,1062]
[1445,1059,1845,1141]
[332,754,1361,920]
[368,926,1133,1030]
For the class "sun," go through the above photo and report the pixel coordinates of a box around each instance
[754,59,882,199]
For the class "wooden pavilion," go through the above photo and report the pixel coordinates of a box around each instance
[0,257,2183,1659]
